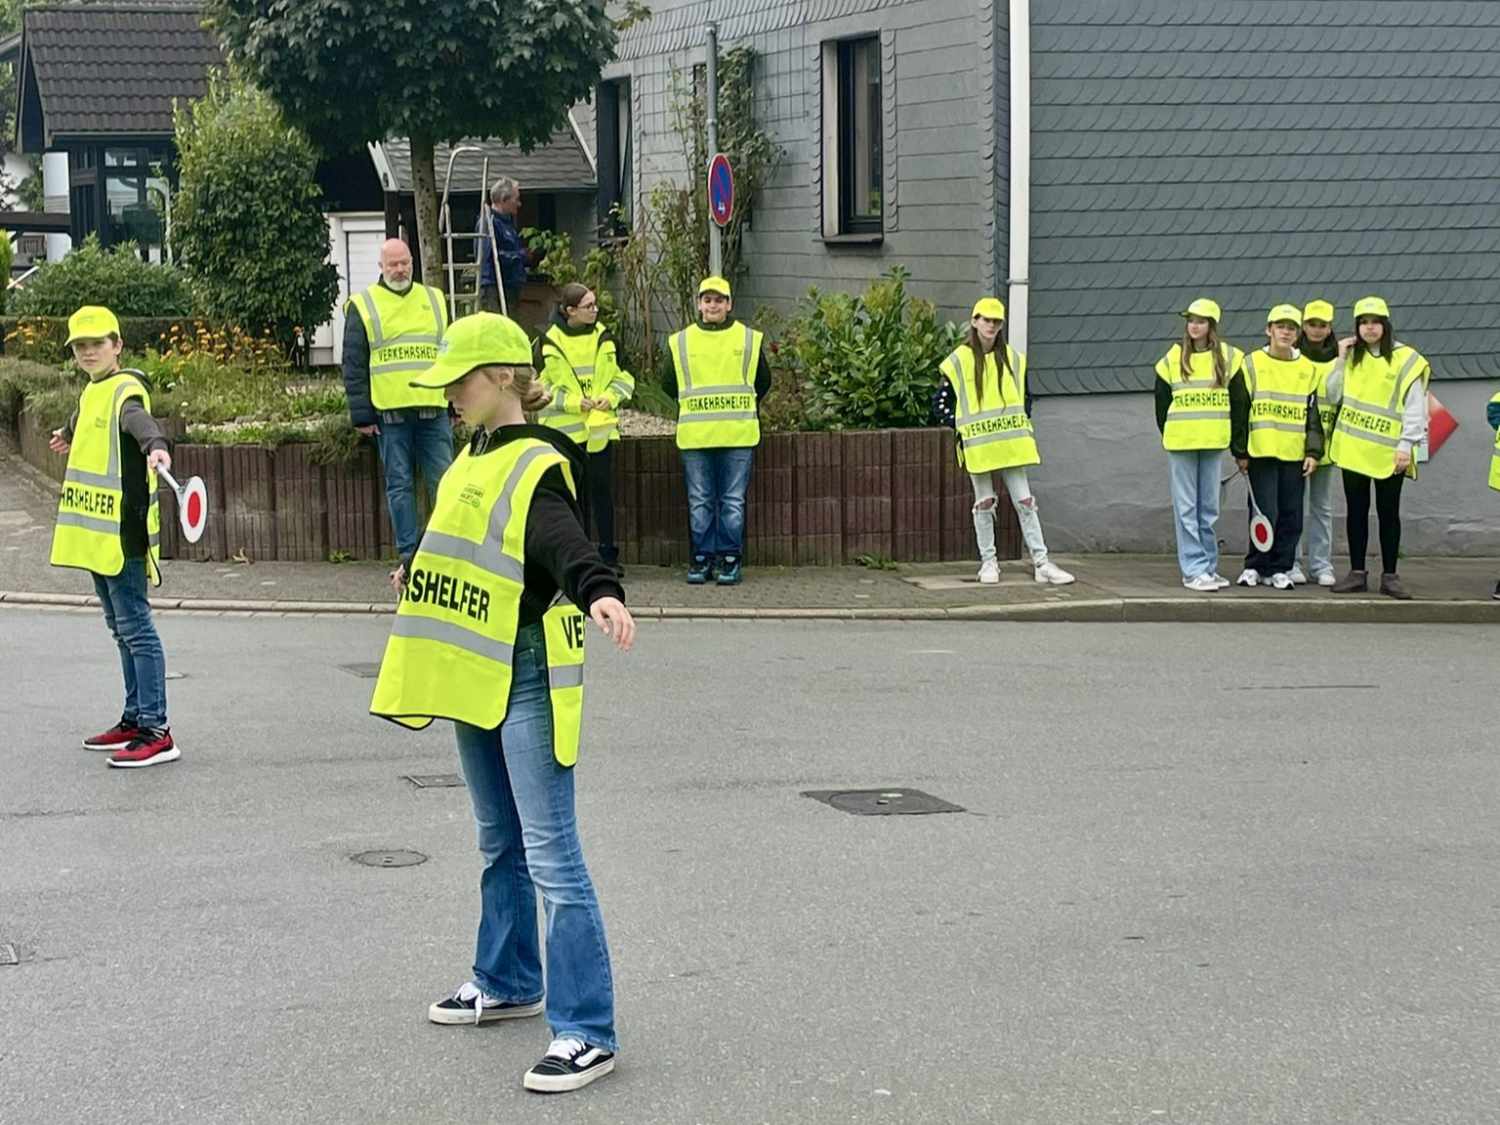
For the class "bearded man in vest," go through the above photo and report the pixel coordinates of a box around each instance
[664,276,772,585]
[342,239,454,560]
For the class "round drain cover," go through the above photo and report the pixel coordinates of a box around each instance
[352,849,428,868]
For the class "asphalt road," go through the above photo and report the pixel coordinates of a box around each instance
[2,611,1497,1124]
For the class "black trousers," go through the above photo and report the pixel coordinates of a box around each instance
[1342,469,1405,574]
[588,445,617,561]
[1245,457,1305,575]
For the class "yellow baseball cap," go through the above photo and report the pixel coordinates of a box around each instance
[1352,296,1390,320]
[1267,303,1302,326]
[65,305,121,344]
[971,297,1006,320]
[409,313,532,388]
[1181,298,1221,322]
[698,276,732,297]
[1302,299,1334,323]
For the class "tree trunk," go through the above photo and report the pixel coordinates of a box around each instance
[409,131,444,291]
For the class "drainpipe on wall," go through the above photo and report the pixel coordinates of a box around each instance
[1006,0,1030,352]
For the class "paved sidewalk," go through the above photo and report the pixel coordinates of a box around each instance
[5,439,1498,621]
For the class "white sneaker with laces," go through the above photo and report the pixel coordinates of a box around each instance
[1236,568,1260,587]
[977,560,1000,585]
[1183,574,1220,592]
[1034,561,1076,585]
[1211,573,1231,589]
[1289,564,1308,585]
[1269,571,1295,590]
[1314,570,1336,587]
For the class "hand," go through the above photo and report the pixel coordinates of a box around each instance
[147,448,172,474]
[1302,456,1319,478]
[356,423,381,436]
[1338,336,1356,357]
[1235,456,1249,473]
[589,597,635,652]
[389,564,406,595]
[1393,449,1413,474]
[578,396,598,412]
[48,429,70,454]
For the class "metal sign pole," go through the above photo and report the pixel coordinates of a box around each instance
[705,21,722,277]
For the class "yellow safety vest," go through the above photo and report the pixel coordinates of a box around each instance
[537,323,636,453]
[1310,356,1339,467]
[669,321,763,450]
[348,283,449,411]
[1244,349,1318,461]
[50,370,161,586]
[1488,391,1500,491]
[940,344,1039,472]
[1154,342,1243,451]
[1330,345,1429,481]
[369,438,588,766]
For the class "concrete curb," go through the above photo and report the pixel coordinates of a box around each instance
[3,589,1498,623]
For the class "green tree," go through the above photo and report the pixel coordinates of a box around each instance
[207,0,625,289]
[171,76,340,345]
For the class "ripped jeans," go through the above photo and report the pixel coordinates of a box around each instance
[970,467,1049,566]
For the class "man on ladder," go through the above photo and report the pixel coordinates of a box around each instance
[476,176,529,322]
[342,238,453,562]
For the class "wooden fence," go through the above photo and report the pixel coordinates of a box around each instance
[10,409,1020,564]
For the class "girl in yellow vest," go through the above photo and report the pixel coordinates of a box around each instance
[372,313,634,1093]
[1291,299,1341,586]
[1487,390,1499,599]
[47,306,179,768]
[535,283,636,574]
[1153,297,1245,591]
[932,297,1074,585]
[1327,297,1430,600]
[1231,305,1324,589]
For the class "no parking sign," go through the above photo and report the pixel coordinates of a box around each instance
[707,152,734,227]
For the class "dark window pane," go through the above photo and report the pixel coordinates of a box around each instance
[837,37,882,233]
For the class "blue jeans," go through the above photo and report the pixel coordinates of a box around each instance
[453,625,617,1053]
[1295,464,1337,577]
[91,559,167,729]
[1167,449,1223,579]
[681,447,753,560]
[376,411,454,559]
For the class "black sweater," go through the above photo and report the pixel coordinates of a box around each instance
[400,424,623,626]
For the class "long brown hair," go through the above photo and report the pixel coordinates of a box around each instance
[556,282,592,321]
[965,322,1012,400]
[1178,321,1226,385]
[1350,316,1395,368]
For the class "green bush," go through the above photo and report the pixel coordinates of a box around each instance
[8,235,192,318]
[776,267,962,431]
[0,232,13,316]
[173,76,339,346]
[0,357,73,428]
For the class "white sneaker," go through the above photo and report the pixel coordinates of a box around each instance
[1314,570,1336,587]
[1211,573,1231,589]
[1288,564,1307,585]
[1269,571,1295,590]
[1183,574,1220,592]
[977,560,1000,585]
[1235,568,1260,587]
[1034,561,1076,585]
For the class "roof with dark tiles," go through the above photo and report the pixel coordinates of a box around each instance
[19,2,221,146]
[1026,0,1500,394]
[378,132,596,195]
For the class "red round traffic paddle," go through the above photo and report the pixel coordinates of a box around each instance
[157,466,209,544]
[1245,473,1273,553]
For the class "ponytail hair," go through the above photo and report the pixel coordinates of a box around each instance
[473,363,550,412]
[557,282,592,319]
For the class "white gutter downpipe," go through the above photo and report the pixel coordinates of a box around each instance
[1006,0,1031,352]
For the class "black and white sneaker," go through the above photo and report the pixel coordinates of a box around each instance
[523,1036,616,1093]
[428,981,543,1025]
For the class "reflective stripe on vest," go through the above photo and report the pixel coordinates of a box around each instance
[369,439,588,765]
[350,284,448,410]
[1489,392,1500,491]
[50,371,161,585]
[941,345,1039,472]
[1331,348,1426,480]
[1244,350,1316,461]
[537,327,599,446]
[1311,357,1339,466]
[1156,343,1236,451]
[671,323,763,450]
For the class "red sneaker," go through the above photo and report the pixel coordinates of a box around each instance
[107,728,180,769]
[83,720,141,751]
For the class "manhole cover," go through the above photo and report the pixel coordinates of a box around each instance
[351,849,428,868]
[0,943,21,966]
[339,663,381,678]
[802,789,965,816]
[403,774,463,788]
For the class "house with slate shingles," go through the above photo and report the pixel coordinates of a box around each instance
[604,0,1500,553]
